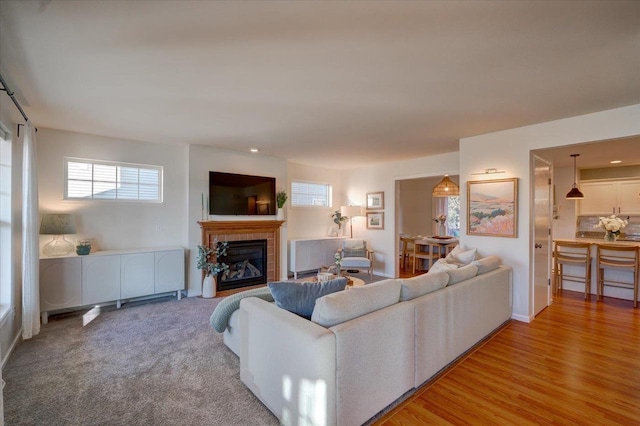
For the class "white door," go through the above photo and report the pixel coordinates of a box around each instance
[533,155,552,316]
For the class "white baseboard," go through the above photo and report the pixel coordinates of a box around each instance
[511,313,532,323]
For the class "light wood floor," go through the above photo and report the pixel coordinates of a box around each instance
[374,290,640,425]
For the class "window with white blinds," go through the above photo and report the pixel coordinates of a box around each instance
[64,158,163,202]
[291,181,332,207]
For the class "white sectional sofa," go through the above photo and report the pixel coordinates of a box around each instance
[237,262,513,426]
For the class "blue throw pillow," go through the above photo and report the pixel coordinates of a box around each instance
[268,278,348,319]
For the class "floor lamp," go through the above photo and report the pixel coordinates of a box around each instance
[340,206,365,273]
[340,205,364,239]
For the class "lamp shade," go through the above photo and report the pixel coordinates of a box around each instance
[432,175,460,197]
[566,186,584,199]
[340,205,364,218]
[40,214,76,235]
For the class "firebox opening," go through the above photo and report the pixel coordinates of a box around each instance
[217,239,267,291]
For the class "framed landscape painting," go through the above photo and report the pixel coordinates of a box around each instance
[366,212,384,230]
[467,178,518,238]
[366,192,384,210]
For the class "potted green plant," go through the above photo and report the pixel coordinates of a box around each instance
[276,190,287,220]
[332,210,348,234]
[197,240,229,298]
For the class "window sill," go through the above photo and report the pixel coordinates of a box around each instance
[0,304,12,329]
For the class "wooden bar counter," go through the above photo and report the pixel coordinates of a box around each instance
[553,238,640,303]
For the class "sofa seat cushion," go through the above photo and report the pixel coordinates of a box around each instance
[399,271,449,301]
[210,286,274,333]
[269,278,348,319]
[341,257,371,267]
[311,279,401,327]
[472,255,502,275]
[446,264,479,285]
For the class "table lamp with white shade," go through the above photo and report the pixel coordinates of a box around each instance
[40,213,77,256]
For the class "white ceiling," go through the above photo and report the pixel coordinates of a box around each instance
[1,1,639,169]
[535,135,640,169]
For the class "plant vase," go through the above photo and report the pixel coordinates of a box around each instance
[604,231,618,243]
[439,223,446,237]
[202,274,216,298]
[276,208,284,221]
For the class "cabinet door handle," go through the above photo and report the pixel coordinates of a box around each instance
[613,207,615,214]
[618,207,621,214]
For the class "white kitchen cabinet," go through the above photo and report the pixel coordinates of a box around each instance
[82,255,121,306]
[40,257,82,316]
[578,180,640,216]
[40,247,185,322]
[121,252,155,299]
[154,249,185,297]
[288,237,345,279]
[617,181,640,215]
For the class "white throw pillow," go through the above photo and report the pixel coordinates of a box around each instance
[427,259,458,275]
[444,244,462,262]
[446,264,479,285]
[399,271,449,301]
[472,256,502,275]
[445,245,477,266]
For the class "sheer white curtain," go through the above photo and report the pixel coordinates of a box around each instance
[22,121,40,339]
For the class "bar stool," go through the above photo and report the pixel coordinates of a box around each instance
[553,241,592,299]
[596,244,639,308]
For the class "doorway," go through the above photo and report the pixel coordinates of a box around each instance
[532,155,552,316]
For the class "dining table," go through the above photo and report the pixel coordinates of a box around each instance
[400,235,459,274]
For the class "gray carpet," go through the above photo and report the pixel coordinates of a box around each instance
[3,272,400,426]
[3,295,278,426]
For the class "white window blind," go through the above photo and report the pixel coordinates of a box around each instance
[291,181,331,207]
[64,158,163,202]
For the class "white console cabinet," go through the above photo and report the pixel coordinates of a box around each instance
[40,247,185,324]
[288,237,345,279]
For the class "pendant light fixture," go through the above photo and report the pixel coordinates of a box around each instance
[432,175,460,197]
[566,154,584,199]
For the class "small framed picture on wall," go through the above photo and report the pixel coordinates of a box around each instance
[366,212,384,230]
[366,192,384,210]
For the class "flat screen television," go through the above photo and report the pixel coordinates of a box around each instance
[209,171,276,215]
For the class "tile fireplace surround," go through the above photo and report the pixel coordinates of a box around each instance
[198,220,285,296]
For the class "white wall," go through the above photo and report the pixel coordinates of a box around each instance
[187,144,289,296]
[36,128,189,252]
[460,104,640,322]
[286,162,346,239]
[342,152,459,278]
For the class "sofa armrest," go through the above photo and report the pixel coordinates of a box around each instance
[239,297,337,425]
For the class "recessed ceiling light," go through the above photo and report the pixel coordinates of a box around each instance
[610,160,622,164]
[250,148,259,153]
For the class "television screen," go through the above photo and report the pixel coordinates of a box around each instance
[209,172,276,215]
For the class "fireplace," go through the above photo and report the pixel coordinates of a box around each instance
[218,239,267,291]
[198,220,284,295]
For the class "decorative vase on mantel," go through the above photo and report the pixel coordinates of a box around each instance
[276,208,285,221]
[604,231,618,243]
[202,275,216,298]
